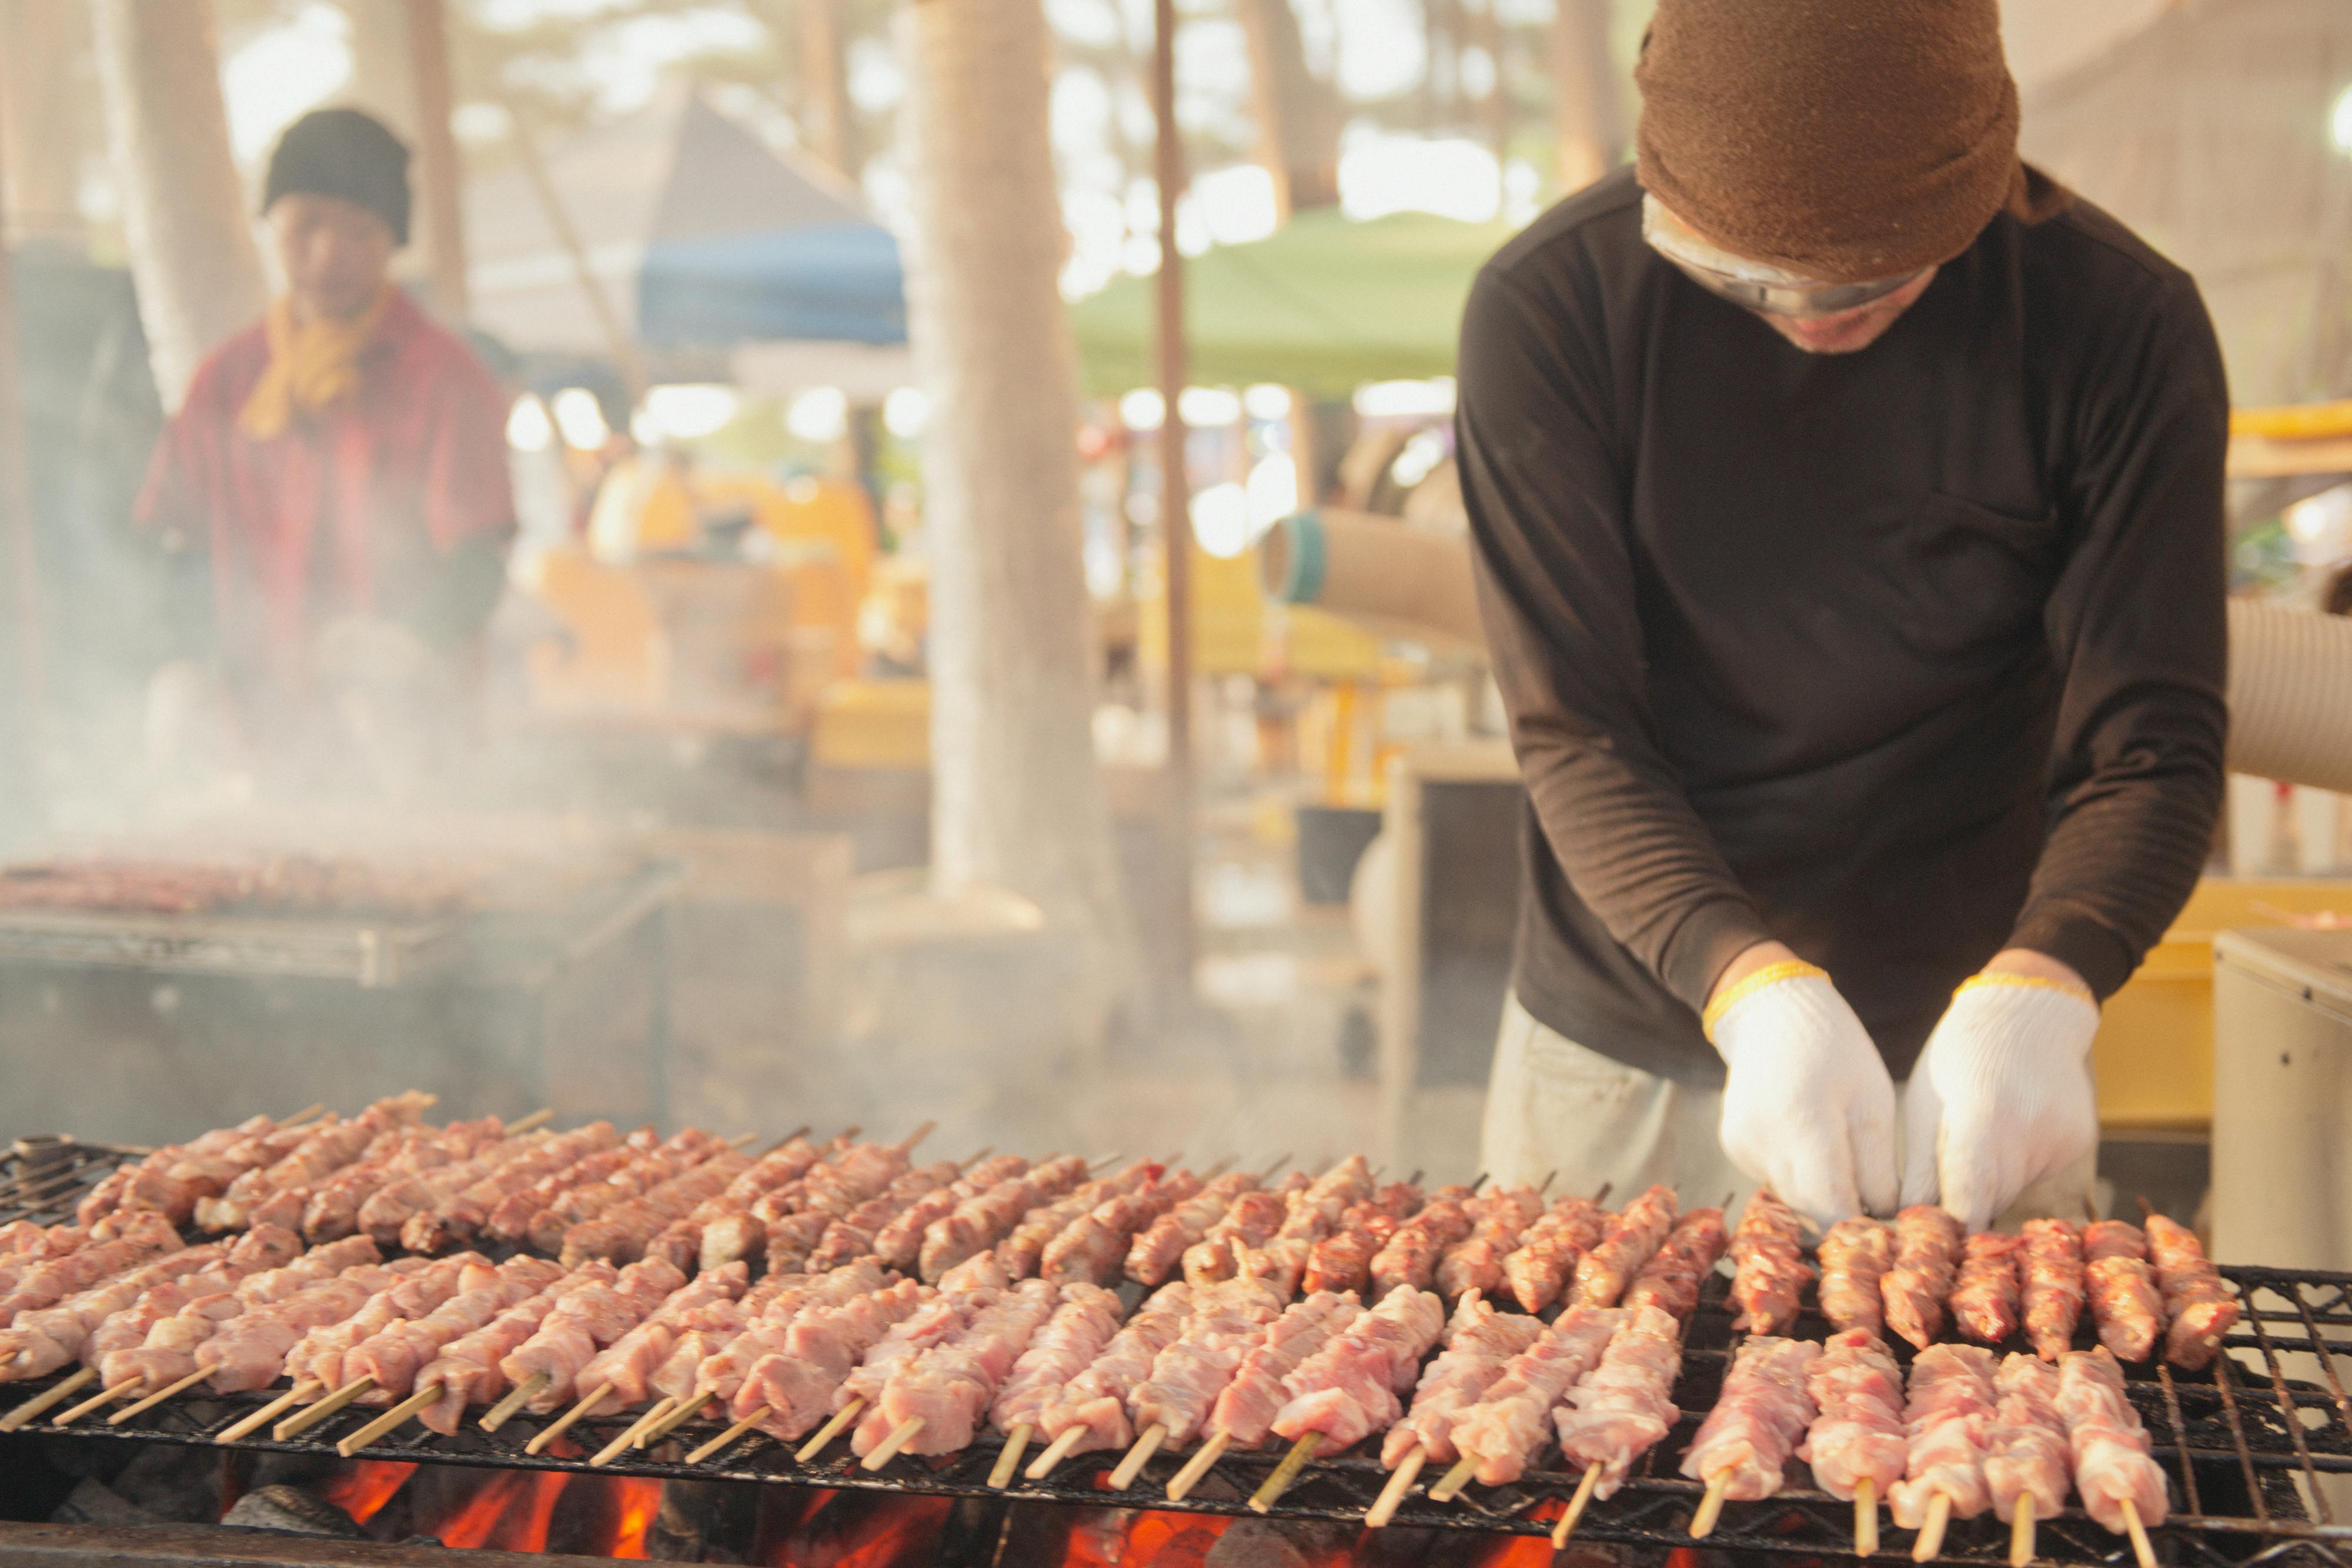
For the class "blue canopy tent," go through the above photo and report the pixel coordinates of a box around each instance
[466,85,907,379]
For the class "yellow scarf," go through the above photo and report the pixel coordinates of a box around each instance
[237,285,394,442]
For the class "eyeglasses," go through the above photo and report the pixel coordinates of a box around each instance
[1641,195,1930,320]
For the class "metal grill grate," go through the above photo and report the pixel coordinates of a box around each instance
[0,1142,145,1231]
[8,1153,2352,1566]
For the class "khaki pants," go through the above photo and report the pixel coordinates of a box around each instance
[1478,992,2096,1223]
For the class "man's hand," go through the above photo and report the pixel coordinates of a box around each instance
[1705,945,1899,1228]
[1900,950,2102,1230]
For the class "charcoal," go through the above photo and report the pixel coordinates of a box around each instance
[107,1442,223,1522]
[1202,1517,1356,1568]
[50,1476,157,1528]
[222,1482,372,1537]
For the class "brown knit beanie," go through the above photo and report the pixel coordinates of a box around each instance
[1635,0,2023,285]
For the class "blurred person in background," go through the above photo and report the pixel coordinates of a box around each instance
[1461,0,2228,1229]
[138,108,514,791]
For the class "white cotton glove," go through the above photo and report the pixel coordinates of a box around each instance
[1900,974,2102,1231]
[1706,961,1900,1229]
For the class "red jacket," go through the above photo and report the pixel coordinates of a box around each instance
[138,289,515,692]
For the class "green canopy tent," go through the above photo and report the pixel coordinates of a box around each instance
[1066,209,1518,401]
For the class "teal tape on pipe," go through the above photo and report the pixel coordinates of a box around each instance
[1274,510,1327,606]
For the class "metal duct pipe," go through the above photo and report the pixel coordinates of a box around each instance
[2225,597,2352,794]
[1271,510,2352,797]
[1260,510,1485,651]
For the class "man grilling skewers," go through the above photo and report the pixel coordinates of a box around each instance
[1465,0,2225,1229]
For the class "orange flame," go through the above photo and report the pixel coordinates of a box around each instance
[606,1476,664,1559]
[315,1460,417,1524]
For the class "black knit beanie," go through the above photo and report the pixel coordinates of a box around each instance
[262,108,412,247]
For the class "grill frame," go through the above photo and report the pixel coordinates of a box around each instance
[8,1156,2352,1566]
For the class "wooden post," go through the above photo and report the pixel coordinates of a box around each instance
[401,0,469,317]
[503,97,644,400]
[1152,0,1196,992]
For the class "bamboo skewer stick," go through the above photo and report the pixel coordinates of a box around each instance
[643,1389,711,1444]
[1108,1423,1165,1489]
[897,1121,937,1152]
[51,1378,138,1427]
[506,1108,556,1135]
[1255,1154,1293,1182]
[1367,1446,1426,1528]
[1165,1432,1228,1502]
[108,1365,212,1424]
[1857,1477,1880,1558]
[1024,1423,1087,1480]
[1912,1490,1953,1562]
[626,1396,680,1451]
[797,1397,864,1463]
[277,1376,375,1440]
[336,1383,443,1457]
[480,1372,549,1433]
[1689,1472,1732,1538]
[1,1367,94,1430]
[218,1383,313,1445]
[525,1383,610,1455]
[988,1423,1031,1488]
[1551,1462,1604,1548]
[1248,1431,1321,1513]
[861,1415,924,1470]
[279,1104,329,1128]
[1427,1453,1476,1503]
[2010,1497,2036,1567]
[2119,1498,2157,1568]
[590,1397,674,1466]
[687,1406,769,1466]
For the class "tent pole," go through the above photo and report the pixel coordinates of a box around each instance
[1151,0,1196,997]
[402,0,470,319]
[502,95,646,400]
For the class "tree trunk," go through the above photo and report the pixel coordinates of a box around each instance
[90,0,266,411]
[1235,0,1339,214]
[1,0,89,243]
[402,0,469,317]
[799,0,856,180]
[898,0,1140,1007]
[1550,0,1621,194]
[0,118,48,827]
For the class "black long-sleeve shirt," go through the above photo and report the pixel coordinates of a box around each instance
[1457,167,2228,1086]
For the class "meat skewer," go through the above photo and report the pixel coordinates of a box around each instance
[985,1282,1128,1485]
[1682,1335,1822,1537]
[78,1107,345,1228]
[1365,1184,1478,1297]
[510,1131,728,1258]
[2056,1346,2167,1566]
[1299,1182,1421,1296]
[1549,1304,1683,1548]
[677,1269,933,1460]
[1883,1205,1966,1350]
[1041,1165,1201,1286]
[754,1130,944,1276]
[1127,1172,1258,1287]
[308,1118,607,1243]
[1164,1290,1365,1502]
[271,1254,502,1439]
[479,1128,662,1245]
[1251,1283,1447,1512]
[802,1158,964,1274]
[852,1279,1061,1466]
[1727,1188,1812,1335]
[1818,1216,1896,1335]
[919,1156,1093,1282]
[193,1095,449,1231]
[1400,1300,1621,1518]
[1985,1352,2073,1568]
[1572,1184,1678,1308]
[1366,1290,1548,1516]
[523,1264,751,1455]
[1025,1281,1197,1478]
[397,1118,619,1253]
[1796,1329,1906,1557]
[1951,1231,2025,1345]
[2141,1211,2240,1370]
[2022,1218,2086,1360]
[479,1255,687,1430]
[640,1258,900,1442]
[1432,1183,1545,1300]
[2084,1219,2164,1363]
[1183,1178,1308,1287]
[1107,1277,1287,1488]
[1887,1343,1999,1561]
[1621,1205,1728,1322]
[559,1147,756,1268]
[863,1155,1030,1275]
[635,1126,824,1271]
